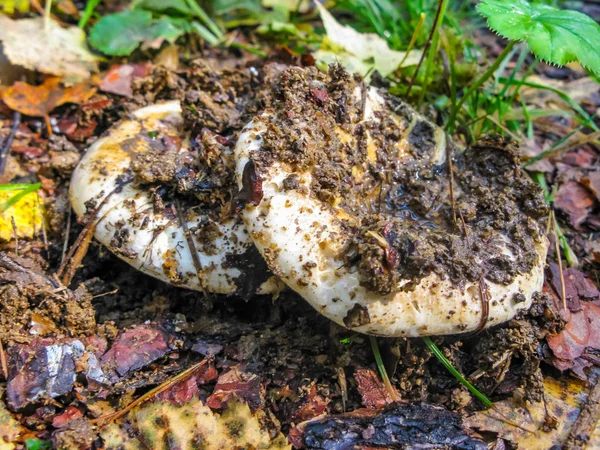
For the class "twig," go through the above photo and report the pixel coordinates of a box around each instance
[406,0,446,97]
[476,276,490,333]
[91,359,209,428]
[11,216,18,256]
[551,211,567,312]
[447,142,457,226]
[0,338,8,381]
[60,222,95,286]
[0,111,21,175]
[175,200,208,298]
[61,208,72,265]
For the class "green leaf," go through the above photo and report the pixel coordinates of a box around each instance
[89,10,184,56]
[477,0,600,74]
[136,0,194,16]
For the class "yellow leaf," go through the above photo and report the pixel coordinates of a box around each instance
[0,187,42,242]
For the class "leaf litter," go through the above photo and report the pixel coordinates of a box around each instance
[0,16,99,84]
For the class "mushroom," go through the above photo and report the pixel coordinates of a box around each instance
[234,66,548,337]
[70,101,268,295]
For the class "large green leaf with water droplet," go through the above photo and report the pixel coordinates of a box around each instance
[478,0,600,74]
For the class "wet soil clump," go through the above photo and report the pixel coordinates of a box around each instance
[256,65,548,295]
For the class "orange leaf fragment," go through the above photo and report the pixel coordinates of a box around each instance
[2,78,96,118]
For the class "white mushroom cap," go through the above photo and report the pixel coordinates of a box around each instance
[70,101,264,295]
[234,87,548,337]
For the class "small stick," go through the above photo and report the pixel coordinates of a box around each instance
[11,216,18,256]
[60,222,95,286]
[406,0,445,97]
[91,359,209,428]
[175,200,208,298]
[61,208,72,265]
[37,193,49,257]
[447,143,457,226]
[551,211,567,312]
[0,338,8,381]
[0,111,21,175]
[476,276,490,333]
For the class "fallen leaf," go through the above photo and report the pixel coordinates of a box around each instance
[464,376,600,449]
[547,302,600,377]
[0,16,99,84]
[0,391,23,450]
[0,185,43,242]
[100,397,291,450]
[100,63,152,97]
[207,366,264,411]
[2,78,96,118]
[100,323,177,380]
[581,171,600,202]
[289,384,328,422]
[354,367,399,409]
[314,2,421,78]
[554,181,595,229]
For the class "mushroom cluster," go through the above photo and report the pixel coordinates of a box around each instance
[70,65,548,336]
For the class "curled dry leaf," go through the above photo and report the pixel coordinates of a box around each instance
[313,2,421,78]
[0,16,99,84]
[2,78,96,118]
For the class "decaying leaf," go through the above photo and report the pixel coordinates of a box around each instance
[0,185,42,242]
[313,2,421,78]
[0,391,23,450]
[464,375,600,449]
[2,78,96,118]
[0,16,99,84]
[100,397,290,450]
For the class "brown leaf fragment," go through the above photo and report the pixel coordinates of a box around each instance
[207,366,265,411]
[290,384,328,422]
[100,63,152,97]
[354,367,398,409]
[581,171,600,202]
[549,264,599,312]
[554,181,595,229]
[100,323,178,379]
[547,303,600,365]
[2,78,96,118]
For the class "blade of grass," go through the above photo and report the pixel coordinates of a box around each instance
[185,0,223,39]
[446,40,516,133]
[422,336,493,408]
[78,0,102,29]
[369,336,400,402]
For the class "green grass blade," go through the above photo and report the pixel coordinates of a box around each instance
[78,0,102,28]
[422,336,493,408]
[369,336,400,402]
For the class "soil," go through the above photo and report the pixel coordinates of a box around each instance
[0,46,599,449]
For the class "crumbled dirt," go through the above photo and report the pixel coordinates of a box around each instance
[255,66,548,296]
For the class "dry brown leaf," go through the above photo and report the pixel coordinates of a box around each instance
[0,16,99,84]
[2,78,96,118]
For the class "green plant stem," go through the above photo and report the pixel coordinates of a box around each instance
[399,12,425,68]
[44,0,52,30]
[185,0,223,39]
[446,40,516,133]
[422,336,493,408]
[78,0,102,29]
[369,336,400,402]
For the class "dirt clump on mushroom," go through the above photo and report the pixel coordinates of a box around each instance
[255,65,548,296]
